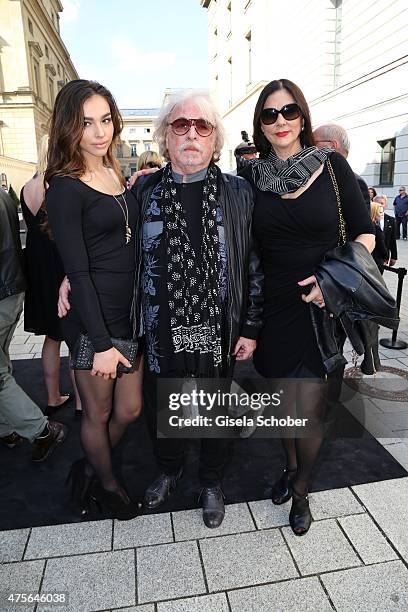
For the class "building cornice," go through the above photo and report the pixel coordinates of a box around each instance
[201,0,211,7]
[25,0,78,78]
[222,80,269,118]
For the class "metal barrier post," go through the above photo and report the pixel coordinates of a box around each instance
[379,265,408,350]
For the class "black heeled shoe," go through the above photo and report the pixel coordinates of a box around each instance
[271,468,297,505]
[289,487,312,536]
[90,482,141,521]
[66,458,95,518]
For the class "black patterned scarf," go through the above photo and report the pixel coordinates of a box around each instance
[161,162,224,376]
[251,146,333,194]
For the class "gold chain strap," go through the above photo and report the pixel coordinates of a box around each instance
[326,158,347,247]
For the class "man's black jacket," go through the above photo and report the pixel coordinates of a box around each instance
[132,166,264,365]
[0,190,26,301]
[311,242,399,373]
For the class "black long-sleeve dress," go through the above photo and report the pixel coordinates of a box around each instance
[243,152,374,378]
[45,176,138,353]
[20,189,65,341]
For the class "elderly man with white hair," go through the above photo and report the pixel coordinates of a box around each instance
[132,90,263,527]
[313,123,371,211]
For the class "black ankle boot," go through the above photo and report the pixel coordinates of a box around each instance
[66,458,95,517]
[271,468,297,505]
[289,488,312,536]
[91,482,141,521]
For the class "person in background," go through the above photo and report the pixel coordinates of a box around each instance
[313,123,371,211]
[1,183,8,192]
[393,186,408,240]
[373,195,397,269]
[370,202,388,274]
[0,187,68,460]
[368,187,377,201]
[137,150,162,171]
[233,131,257,173]
[21,135,81,415]
[128,151,163,188]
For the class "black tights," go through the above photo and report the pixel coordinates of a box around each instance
[279,379,327,497]
[74,356,143,491]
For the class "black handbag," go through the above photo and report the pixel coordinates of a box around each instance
[70,333,139,374]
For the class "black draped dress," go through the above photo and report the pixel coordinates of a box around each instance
[244,151,374,378]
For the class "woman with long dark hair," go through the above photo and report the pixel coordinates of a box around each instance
[240,79,375,535]
[45,80,142,519]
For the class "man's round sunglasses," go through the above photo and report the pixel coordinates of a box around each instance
[169,117,214,137]
[261,103,302,125]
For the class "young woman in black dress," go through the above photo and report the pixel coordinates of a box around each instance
[241,79,375,535]
[45,80,142,519]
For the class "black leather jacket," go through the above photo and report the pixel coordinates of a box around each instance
[0,191,26,301]
[311,241,399,373]
[132,167,263,365]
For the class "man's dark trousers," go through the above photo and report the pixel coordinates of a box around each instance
[395,214,407,239]
[143,371,232,487]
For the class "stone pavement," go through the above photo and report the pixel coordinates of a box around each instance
[1,238,408,611]
[1,479,408,611]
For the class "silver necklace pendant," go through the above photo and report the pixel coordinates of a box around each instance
[125,224,132,244]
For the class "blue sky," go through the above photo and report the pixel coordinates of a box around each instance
[60,0,209,109]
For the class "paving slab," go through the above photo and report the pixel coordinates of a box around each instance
[282,519,361,575]
[0,559,44,612]
[309,487,365,520]
[0,528,29,563]
[113,513,173,549]
[39,549,135,612]
[137,541,205,603]
[172,502,255,541]
[228,576,333,612]
[321,560,408,611]
[378,412,408,429]
[10,344,35,355]
[112,606,154,612]
[248,498,290,529]
[25,520,112,559]
[382,443,408,468]
[199,529,298,591]
[157,593,229,612]
[352,477,408,560]
[9,353,35,360]
[339,513,398,564]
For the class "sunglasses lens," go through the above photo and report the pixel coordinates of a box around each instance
[171,118,190,135]
[281,104,301,121]
[195,119,213,137]
[261,108,278,125]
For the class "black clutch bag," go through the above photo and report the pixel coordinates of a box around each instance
[70,334,139,374]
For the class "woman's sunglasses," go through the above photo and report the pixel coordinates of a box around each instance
[260,103,302,125]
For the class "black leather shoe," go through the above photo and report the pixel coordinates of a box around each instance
[143,468,182,510]
[271,468,297,505]
[289,488,312,536]
[200,486,225,528]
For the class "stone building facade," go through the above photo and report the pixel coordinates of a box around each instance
[0,0,78,192]
[201,0,408,203]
